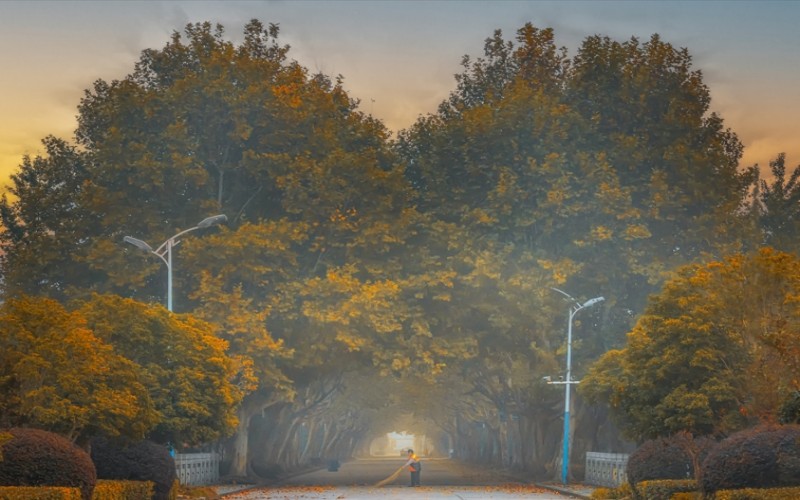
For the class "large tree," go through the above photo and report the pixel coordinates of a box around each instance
[0,137,98,299]
[395,22,753,475]
[581,248,800,441]
[75,294,240,446]
[748,153,800,251]
[0,17,765,479]
[0,295,157,444]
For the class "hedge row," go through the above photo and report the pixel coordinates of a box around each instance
[91,480,155,500]
[0,480,154,500]
[0,486,82,499]
[634,479,697,500]
[715,486,800,499]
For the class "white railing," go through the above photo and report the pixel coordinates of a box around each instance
[174,452,220,486]
[585,452,629,487]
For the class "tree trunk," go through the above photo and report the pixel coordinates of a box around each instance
[230,404,251,477]
[229,392,283,477]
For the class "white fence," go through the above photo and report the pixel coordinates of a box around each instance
[585,452,629,487]
[174,452,220,486]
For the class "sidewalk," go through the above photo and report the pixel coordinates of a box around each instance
[535,482,596,499]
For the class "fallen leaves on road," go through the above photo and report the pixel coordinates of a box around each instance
[224,482,573,498]
[225,485,334,499]
[489,483,569,494]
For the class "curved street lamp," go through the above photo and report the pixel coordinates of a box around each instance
[123,214,227,311]
[549,287,604,485]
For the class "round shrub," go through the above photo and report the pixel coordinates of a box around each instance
[0,427,96,499]
[91,437,177,500]
[700,424,800,495]
[627,434,714,488]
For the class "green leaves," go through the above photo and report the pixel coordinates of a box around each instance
[582,249,800,440]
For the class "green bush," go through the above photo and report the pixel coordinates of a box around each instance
[90,438,176,500]
[627,435,714,488]
[634,479,696,500]
[0,428,96,500]
[715,486,800,499]
[91,480,154,499]
[0,486,82,499]
[699,424,800,495]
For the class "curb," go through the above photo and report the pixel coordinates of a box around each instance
[534,482,594,499]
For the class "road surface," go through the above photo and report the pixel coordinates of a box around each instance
[220,457,583,499]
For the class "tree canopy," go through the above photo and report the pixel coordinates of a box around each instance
[0,295,156,444]
[582,248,800,441]
[0,18,794,478]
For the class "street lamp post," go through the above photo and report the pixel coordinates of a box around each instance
[123,214,227,311]
[549,287,604,485]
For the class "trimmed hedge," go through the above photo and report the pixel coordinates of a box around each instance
[91,480,154,500]
[0,428,96,500]
[589,483,632,499]
[700,424,800,495]
[0,486,82,499]
[715,486,800,499]
[634,479,696,500]
[90,438,176,500]
[670,493,701,500]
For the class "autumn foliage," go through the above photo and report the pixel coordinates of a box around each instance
[0,294,239,447]
[2,15,800,477]
[583,248,800,441]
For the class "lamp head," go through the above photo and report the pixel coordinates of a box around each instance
[123,235,153,252]
[581,296,605,308]
[197,214,227,228]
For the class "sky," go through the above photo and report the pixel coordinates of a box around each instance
[1,0,798,191]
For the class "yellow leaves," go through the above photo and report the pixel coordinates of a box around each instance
[591,225,613,241]
[391,357,411,372]
[329,206,358,225]
[272,82,303,108]
[412,320,432,338]
[596,181,630,211]
[537,258,582,285]
[546,188,565,205]
[467,207,497,225]
[0,295,159,441]
[466,250,504,282]
[325,267,362,291]
[624,223,652,240]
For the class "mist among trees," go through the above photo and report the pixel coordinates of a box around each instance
[1,19,799,480]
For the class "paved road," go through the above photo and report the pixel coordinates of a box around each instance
[221,457,583,499]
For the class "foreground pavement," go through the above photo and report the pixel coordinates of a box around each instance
[222,485,582,499]
[217,457,594,499]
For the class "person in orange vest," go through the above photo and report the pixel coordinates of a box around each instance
[404,449,421,486]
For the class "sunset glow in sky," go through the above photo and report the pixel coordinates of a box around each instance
[1,1,798,189]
